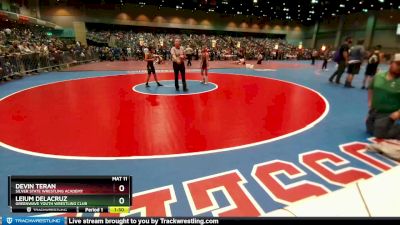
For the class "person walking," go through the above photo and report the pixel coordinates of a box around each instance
[329,37,352,84]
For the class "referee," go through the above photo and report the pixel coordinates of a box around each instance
[171,39,188,92]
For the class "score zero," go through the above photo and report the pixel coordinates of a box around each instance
[112,177,127,193]
[112,177,128,205]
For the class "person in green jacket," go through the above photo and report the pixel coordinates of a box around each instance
[367,53,400,139]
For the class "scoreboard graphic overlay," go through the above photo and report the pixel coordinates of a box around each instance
[9,176,131,213]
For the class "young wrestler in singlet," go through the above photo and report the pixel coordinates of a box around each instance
[200,47,210,84]
[144,46,163,87]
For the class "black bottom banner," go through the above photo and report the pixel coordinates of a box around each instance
[66,217,400,225]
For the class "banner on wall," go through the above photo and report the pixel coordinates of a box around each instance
[18,15,29,23]
[0,11,7,18]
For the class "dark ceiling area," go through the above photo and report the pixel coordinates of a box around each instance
[50,0,400,24]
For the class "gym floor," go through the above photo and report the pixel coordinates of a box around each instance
[0,60,397,217]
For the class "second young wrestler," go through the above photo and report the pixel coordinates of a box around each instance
[200,47,210,84]
[144,46,163,87]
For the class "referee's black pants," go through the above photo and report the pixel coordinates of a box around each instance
[173,62,187,90]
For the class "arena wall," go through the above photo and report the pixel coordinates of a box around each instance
[37,2,304,44]
[307,11,400,53]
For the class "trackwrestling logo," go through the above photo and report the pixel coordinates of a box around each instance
[3,217,65,225]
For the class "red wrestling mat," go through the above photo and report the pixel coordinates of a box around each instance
[0,73,327,159]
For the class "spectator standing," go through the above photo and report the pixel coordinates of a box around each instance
[185,45,193,66]
[362,46,381,89]
[311,49,318,65]
[321,49,329,71]
[344,40,365,88]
